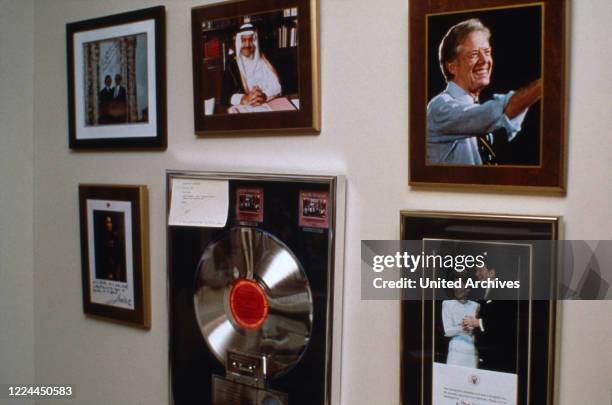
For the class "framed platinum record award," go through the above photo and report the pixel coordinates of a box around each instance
[166,171,346,404]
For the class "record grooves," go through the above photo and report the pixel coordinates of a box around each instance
[194,227,314,379]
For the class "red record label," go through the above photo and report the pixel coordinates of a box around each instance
[229,279,269,329]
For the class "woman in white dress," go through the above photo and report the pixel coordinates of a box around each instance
[442,285,479,368]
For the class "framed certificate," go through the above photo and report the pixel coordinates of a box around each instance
[400,211,560,405]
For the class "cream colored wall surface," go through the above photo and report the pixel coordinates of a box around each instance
[30,1,611,405]
[0,2,35,405]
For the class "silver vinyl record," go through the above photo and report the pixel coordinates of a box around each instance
[194,227,313,379]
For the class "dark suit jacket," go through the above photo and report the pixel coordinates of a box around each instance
[220,58,244,107]
[113,85,127,102]
[474,298,519,373]
[98,87,114,124]
[108,85,127,123]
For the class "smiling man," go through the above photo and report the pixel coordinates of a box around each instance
[220,23,282,109]
[427,19,542,165]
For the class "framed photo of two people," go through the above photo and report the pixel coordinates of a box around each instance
[191,0,320,134]
[409,0,568,191]
[67,6,166,149]
[400,211,559,405]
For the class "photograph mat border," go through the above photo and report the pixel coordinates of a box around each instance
[74,19,157,139]
[86,199,135,309]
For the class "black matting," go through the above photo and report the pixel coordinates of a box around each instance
[169,178,333,404]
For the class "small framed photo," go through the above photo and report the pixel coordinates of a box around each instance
[191,0,320,134]
[235,187,264,223]
[78,184,150,328]
[409,0,567,191]
[400,211,560,405]
[299,190,329,229]
[67,6,166,149]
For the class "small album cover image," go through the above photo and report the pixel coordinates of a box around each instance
[83,33,149,127]
[299,191,329,229]
[93,210,127,282]
[235,187,264,222]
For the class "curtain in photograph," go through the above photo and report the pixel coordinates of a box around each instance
[84,42,100,125]
[118,36,138,122]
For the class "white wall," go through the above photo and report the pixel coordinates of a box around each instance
[0,2,35,405]
[24,0,612,404]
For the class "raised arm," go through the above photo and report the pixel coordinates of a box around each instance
[504,79,542,119]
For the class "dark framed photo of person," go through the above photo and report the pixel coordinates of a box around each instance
[409,0,567,191]
[78,184,150,328]
[400,211,560,405]
[191,0,320,135]
[67,6,166,149]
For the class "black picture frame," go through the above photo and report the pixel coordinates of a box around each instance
[67,6,166,149]
[400,211,560,405]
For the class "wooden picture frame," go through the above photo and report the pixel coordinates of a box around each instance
[191,0,320,135]
[409,1,567,191]
[67,6,166,149]
[400,211,560,405]
[79,184,150,328]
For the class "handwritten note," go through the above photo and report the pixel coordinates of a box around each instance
[168,178,229,227]
[92,279,134,310]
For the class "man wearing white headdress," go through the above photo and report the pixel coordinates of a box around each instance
[221,23,282,108]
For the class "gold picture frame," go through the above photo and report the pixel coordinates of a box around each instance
[400,211,560,405]
[78,184,150,328]
[409,0,568,191]
[191,0,320,135]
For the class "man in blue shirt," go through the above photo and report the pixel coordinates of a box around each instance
[427,19,542,165]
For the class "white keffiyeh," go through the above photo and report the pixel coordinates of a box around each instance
[232,23,281,104]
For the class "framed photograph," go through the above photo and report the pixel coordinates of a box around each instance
[409,0,567,191]
[400,211,560,405]
[67,6,166,149]
[79,184,150,328]
[299,190,329,229]
[191,0,320,134]
[235,187,264,223]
